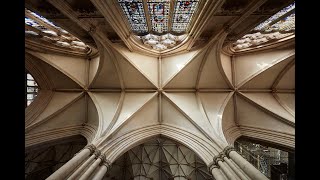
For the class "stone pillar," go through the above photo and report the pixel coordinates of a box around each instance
[67,150,100,180]
[214,156,239,180]
[223,156,250,180]
[209,162,226,180]
[78,153,104,180]
[224,146,269,180]
[92,159,112,180]
[46,144,96,180]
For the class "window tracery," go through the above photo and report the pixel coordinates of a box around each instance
[118,0,148,34]
[172,0,199,33]
[118,0,200,51]
[147,0,170,34]
[26,72,39,107]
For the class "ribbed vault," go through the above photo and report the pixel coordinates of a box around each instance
[106,136,214,180]
[25,1,295,174]
[25,32,295,158]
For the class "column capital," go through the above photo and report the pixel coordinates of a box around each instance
[213,156,224,164]
[101,157,112,170]
[94,150,101,158]
[219,152,227,159]
[208,161,219,172]
[98,154,106,160]
[85,144,97,155]
[223,145,235,158]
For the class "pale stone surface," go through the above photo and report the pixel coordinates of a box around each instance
[25,3,295,178]
[229,151,269,180]
[46,148,90,180]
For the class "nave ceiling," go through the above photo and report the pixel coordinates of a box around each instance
[25,0,295,165]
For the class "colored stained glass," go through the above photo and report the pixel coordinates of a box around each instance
[254,2,295,31]
[147,0,170,34]
[172,0,199,33]
[118,0,148,34]
[117,0,200,51]
[263,13,295,33]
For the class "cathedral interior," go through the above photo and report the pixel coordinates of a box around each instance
[24,0,295,179]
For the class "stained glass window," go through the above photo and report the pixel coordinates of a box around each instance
[117,0,200,51]
[172,0,199,33]
[26,72,39,107]
[118,0,148,34]
[263,13,295,33]
[254,2,295,31]
[25,9,89,52]
[147,0,170,34]
[233,2,295,51]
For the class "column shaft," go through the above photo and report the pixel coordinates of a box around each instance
[229,150,268,180]
[211,167,226,180]
[224,157,250,180]
[218,161,239,180]
[46,148,90,180]
[68,154,96,180]
[79,158,102,180]
[92,165,109,180]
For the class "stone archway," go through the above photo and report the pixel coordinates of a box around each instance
[105,136,214,180]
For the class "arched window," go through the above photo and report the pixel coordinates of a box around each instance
[26,71,39,107]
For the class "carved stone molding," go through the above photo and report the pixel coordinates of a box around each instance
[208,161,219,172]
[94,150,101,158]
[102,159,112,170]
[219,152,227,159]
[213,156,224,164]
[223,145,236,158]
[85,144,97,155]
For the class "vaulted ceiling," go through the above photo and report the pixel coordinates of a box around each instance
[25,0,295,164]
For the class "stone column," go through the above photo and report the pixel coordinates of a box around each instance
[223,156,250,180]
[46,144,96,180]
[220,153,242,180]
[78,153,105,180]
[67,150,100,180]
[92,159,112,180]
[214,156,239,180]
[224,146,269,180]
[209,162,226,180]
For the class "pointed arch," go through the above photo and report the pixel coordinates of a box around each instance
[99,124,224,165]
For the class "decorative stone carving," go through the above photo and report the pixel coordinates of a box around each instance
[219,152,227,159]
[213,155,224,164]
[94,150,101,158]
[85,144,97,155]
[102,158,112,170]
[208,161,219,172]
[223,145,235,158]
